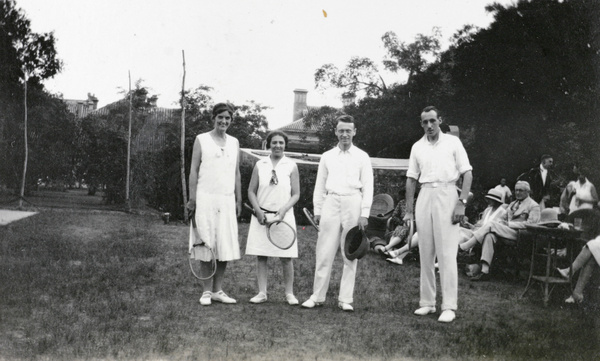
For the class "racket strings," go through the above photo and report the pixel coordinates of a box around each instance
[267,221,296,249]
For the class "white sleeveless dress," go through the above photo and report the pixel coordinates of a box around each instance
[188,132,240,261]
[245,156,298,258]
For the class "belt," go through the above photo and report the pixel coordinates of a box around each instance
[420,182,455,188]
[326,191,360,196]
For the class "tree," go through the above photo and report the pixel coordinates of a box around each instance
[1,1,64,200]
[381,27,442,83]
[315,57,387,99]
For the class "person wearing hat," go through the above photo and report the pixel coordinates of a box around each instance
[462,180,541,281]
[301,114,373,312]
[458,188,508,252]
[187,102,242,306]
[404,106,473,323]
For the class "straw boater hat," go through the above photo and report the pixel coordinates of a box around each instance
[484,188,503,204]
[538,208,562,227]
[344,226,369,260]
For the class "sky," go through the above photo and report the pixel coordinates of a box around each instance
[17,0,515,129]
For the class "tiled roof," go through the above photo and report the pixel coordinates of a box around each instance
[276,118,323,132]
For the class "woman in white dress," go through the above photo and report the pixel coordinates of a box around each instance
[187,103,242,306]
[246,131,300,305]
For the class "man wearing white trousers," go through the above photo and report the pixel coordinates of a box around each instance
[301,114,373,312]
[404,106,473,323]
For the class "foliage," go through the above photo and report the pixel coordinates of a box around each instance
[129,86,269,218]
[381,27,442,82]
[315,57,387,98]
[311,0,600,198]
[0,0,66,192]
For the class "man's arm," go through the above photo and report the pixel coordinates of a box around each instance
[404,177,417,222]
[453,170,473,224]
[312,154,328,223]
[358,155,374,230]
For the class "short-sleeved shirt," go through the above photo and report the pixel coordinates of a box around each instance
[406,133,472,183]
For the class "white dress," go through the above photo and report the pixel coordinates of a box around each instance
[586,236,600,266]
[568,179,595,213]
[245,156,298,258]
[188,132,240,261]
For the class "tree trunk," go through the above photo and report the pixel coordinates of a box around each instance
[180,50,189,222]
[19,78,28,208]
[126,71,132,210]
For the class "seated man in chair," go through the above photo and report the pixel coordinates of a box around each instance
[460,180,541,281]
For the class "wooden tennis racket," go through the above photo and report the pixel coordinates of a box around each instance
[302,207,320,232]
[244,203,297,250]
[188,210,217,280]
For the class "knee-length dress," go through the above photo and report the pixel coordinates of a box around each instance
[188,132,240,262]
[246,156,298,258]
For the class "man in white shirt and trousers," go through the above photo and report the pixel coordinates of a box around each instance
[302,114,374,312]
[404,106,473,323]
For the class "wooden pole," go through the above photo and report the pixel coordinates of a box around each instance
[180,50,189,222]
[126,71,132,209]
[19,75,28,208]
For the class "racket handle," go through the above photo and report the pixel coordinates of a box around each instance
[243,203,256,215]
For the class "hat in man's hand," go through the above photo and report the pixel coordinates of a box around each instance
[344,226,369,260]
[538,208,561,227]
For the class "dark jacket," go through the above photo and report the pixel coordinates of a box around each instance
[517,167,560,207]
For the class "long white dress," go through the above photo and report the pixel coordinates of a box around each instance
[188,132,240,261]
[245,156,298,258]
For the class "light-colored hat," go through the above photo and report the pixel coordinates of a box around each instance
[538,208,561,226]
[484,188,503,204]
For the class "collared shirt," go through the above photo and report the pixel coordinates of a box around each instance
[540,164,548,185]
[493,184,512,203]
[406,133,472,183]
[313,144,374,218]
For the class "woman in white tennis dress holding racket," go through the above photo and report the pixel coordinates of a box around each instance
[246,131,300,305]
[188,103,242,306]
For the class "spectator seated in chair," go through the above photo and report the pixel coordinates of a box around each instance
[458,188,508,255]
[460,181,541,281]
[557,235,600,304]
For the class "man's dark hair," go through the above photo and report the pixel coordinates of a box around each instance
[540,154,552,163]
[336,114,354,124]
[265,131,289,149]
[422,106,441,117]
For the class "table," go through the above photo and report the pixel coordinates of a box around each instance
[520,224,583,306]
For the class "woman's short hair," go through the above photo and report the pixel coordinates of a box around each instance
[265,131,289,149]
[212,103,235,119]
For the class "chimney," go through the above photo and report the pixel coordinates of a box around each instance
[292,89,308,121]
[341,92,356,108]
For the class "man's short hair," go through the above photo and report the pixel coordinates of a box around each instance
[336,114,354,124]
[422,106,441,117]
[540,154,552,164]
[515,180,531,191]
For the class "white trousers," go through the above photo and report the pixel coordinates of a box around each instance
[416,186,459,311]
[309,193,361,304]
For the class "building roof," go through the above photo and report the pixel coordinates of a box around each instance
[276,118,325,132]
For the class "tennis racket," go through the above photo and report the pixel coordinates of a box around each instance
[188,210,217,280]
[303,207,320,232]
[244,203,297,250]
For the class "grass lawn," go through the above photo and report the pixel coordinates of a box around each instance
[1,207,599,360]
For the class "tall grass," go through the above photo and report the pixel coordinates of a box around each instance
[0,209,599,360]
